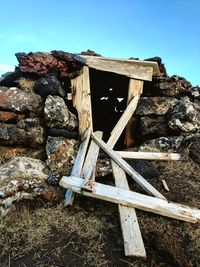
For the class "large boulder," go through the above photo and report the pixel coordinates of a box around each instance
[138,136,184,153]
[136,97,178,115]
[46,136,78,174]
[0,157,50,216]
[0,87,43,113]
[33,76,66,97]
[44,95,78,130]
[168,97,200,133]
[0,122,44,147]
[0,157,49,199]
[140,116,171,137]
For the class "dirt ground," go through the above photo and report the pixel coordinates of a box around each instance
[0,157,200,267]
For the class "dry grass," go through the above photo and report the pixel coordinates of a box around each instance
[0,156,200,267]
[18,78,36,92]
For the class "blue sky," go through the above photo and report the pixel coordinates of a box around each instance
[0,0,199,85]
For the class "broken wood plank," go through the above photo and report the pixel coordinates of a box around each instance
[162,180,170,192]
[92,133,166,200]
[59,176,200,223]
[71,66,93,135]
[115,151,182,161]
[124,79,144,148]
[80,55,160,80]
[107,95,140,149]
[64,128,91,206]
[112,161,146,257]
[81,131,103,192]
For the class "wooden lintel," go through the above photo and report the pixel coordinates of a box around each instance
[80,56,154,81]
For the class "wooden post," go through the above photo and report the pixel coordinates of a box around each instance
[71,66,93,135]
[124,79,143,148]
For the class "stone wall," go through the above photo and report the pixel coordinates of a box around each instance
[136,75,200,161]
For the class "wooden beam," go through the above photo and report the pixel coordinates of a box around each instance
[107,95,140,149]
[59,176,200,223]
[124,79,144,148]
[115,151,182,161]
[81,131,103,192]
[71,66,93,136]
[80,55,160,78]
[92,133,166,200]
[64,128,91,206]
[112,161,146,257]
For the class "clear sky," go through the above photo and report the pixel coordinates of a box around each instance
[0,0,199,85]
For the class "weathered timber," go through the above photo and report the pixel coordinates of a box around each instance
[81,131,103,192]
[80,55,160,80]
[112,161,146,257]
[124,79,144,148]
[116,151,182,161]
[92,133,166,200]
[59,176,200,223]
[162,179,170,192]
[107,95,140,148]
[71,66,93,135]
[64,128,91,206]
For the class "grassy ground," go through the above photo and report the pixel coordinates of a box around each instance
[0,157,200,267]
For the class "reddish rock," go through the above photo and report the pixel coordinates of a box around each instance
[46,136,78,174]
[0,146,46,164]
[0,111,26,122]
[0,87,43,113]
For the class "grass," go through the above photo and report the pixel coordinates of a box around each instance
[0,156,200,267]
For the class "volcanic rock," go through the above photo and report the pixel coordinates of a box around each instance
[168,97,200,133]
[33,76,66,97]
[44,95,78,130]
[46,136,78,174]
[136,97,178,115]
[0,122,44,147]
[140,116,171,137]
[0,87,43,113]
[0,111,26,123]
[139,136,184,152]
[0,146,46,164]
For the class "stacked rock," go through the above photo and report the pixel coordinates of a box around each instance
[136,75,200,162]
[0,51,84,214]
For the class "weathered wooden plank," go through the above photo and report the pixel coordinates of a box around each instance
[81,131,103,192]
[92,133,166,200]
[112,161,146,257]
[124,79,144,148]
[59,176,200,223]
[80,55,160,77]
[64,128,91,206]
[107,95,140,149]
[116,151,182,161]
[71,66,93,135]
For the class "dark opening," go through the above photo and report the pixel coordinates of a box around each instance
[89,68,129,149]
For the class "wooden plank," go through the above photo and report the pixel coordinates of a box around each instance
[107,95,140,149]
[92,133,166,200]
[124,79,144,148]
[112,161,146,257]
[116,151,182,161]
[162,180,170,192]
[80,55,161,77]
[64,128,91,206]
[71,66,93,135]
[59,176,200,223]
[81,131,103,192]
